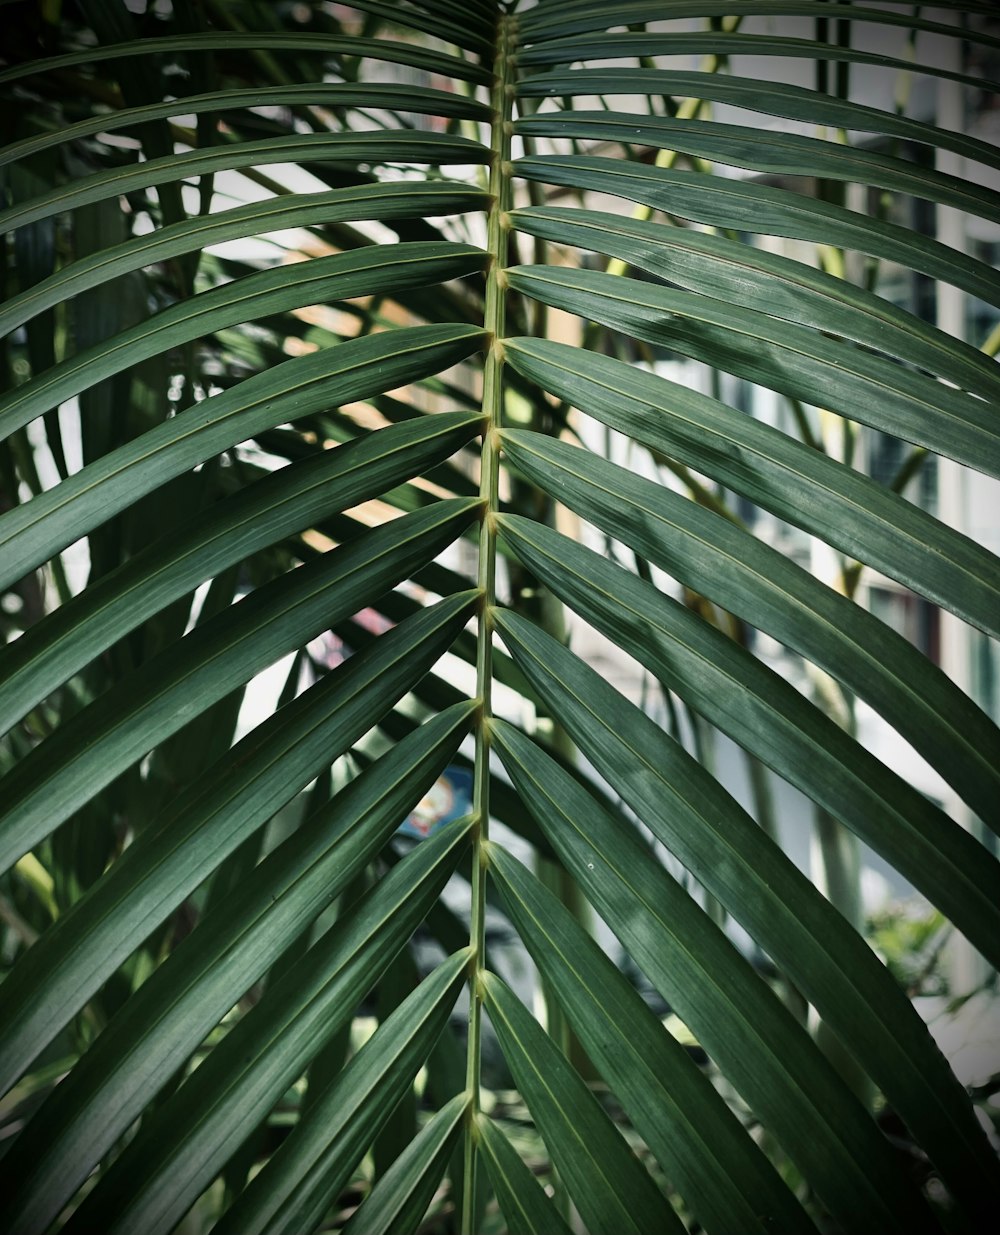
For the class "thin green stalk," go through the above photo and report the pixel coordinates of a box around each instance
[205,0,294,89]
[812,805,873,1106]
[602,21,740,283]
[880,314,998,519]
[462,13,514,1234]
[7,428,72,606]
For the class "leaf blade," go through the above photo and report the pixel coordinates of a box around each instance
[0,323,487,591]
[503,337,1000,639]
[0,131,491,238]
[482,971,686,1235]
[517,72,1000,181]
[491,719,937,1235]
[0,413,484,732]
[499,428,1000,824]
[0,501,478,874]
[514,156,1000,309]
[0,245,489,438]
[495,516,1000,968]
[0,30,494,87]
[6,818,475,1235]
[0,183,489,339]
[476,1115,574,1235]
[509,208,1000,404]
[211,952,470,1235]
[487,842,816,1235]
[342,1093,469,1235]
[494,609,1000,1220]
[506,265,1000,477]
[0,599,478,1095]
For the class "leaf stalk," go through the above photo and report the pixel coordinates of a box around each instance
[462,11,515,1233]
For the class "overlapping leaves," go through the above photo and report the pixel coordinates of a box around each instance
[1,1,998,1233]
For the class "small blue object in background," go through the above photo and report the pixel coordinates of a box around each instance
[398,766,473,839]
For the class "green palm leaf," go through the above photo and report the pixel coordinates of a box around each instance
[0,513,479,872]
[492,612,999,1217]
[211,951,470,1235]
[0,325,486,586]
[0,30,494,87]
[0,691,475,1095]
[2,2,998,1232]
[518,1,1000,43]
[516,156,1000,307]
[482,969,686,1235]
[496,514,1000,964]
[509,209,1000,401]
[0,246,489,437]
[0,414,483,729]
[490,718,941,1235]
[475,1114,574,1235]
[503,339,1000,634]
[498,431,1000,819]
[506,266,1000,474]
[342,1093,469,1235]
[38,821,473,1235]
[0,183,491,338]
[0,132,492,238]
[487,842,815,1234]
[518,72,1000,177]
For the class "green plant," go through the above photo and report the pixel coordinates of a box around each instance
[1,1,999,1232]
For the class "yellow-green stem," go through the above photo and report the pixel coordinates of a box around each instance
[602,16,741,280]
[461,13,514,1233]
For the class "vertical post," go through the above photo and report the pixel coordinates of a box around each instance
[931,8,991,996]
